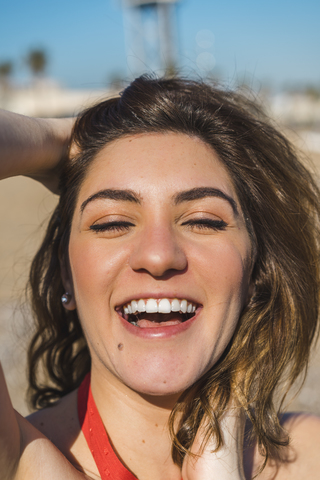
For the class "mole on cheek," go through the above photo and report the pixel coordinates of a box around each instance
[118,343,124,350]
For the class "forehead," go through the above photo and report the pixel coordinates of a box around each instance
[78,132,237,202]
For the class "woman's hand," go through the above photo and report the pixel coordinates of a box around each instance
[0,109,74,193]
[182,406,246,480]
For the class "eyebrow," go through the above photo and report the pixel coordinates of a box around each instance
[80,189,141,214]
[80,186,238,216]
[173,187,239,216]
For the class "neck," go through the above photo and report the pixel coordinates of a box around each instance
[90,365,182,480]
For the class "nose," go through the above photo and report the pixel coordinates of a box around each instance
[129,222,188,277]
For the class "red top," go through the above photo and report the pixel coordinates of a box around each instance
[78,373,138,480]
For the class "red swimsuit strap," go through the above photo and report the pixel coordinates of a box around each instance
[78,373,138,480]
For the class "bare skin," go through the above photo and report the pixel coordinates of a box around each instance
[0,109,73,192]
[16,385,320,480]
[1,109,320,480]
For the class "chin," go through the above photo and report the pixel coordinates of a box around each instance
[119,367,205,399]
[136,384,186,397]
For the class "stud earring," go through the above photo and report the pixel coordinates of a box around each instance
[61,292,71,305]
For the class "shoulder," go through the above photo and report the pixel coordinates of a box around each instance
[246,412,320,480]
[26,390,100,480]
[14,411,86,480]
[280,413,320,467]
[26,389,84,466]
[281,411,320,437]
[0,365,94,480]
[27,390,79,444]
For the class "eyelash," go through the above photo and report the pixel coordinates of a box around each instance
[90,221,134,232]
[182,219,227,231]
[89,218,227,233]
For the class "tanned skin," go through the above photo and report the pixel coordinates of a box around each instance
[1,109,320,480]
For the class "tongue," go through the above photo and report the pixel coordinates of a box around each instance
[136,312,183,328]
[137,319,183,328]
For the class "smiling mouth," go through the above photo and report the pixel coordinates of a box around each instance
[117,298,198,328]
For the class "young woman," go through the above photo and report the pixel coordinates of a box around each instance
[1,76,320,480]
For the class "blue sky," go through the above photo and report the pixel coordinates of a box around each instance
[0,0,319,90]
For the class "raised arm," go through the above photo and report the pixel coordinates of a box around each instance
[0,109,73,192]
[0,363,21,480]
[0,110,83,479]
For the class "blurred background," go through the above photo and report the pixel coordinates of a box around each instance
[0,0,320,416]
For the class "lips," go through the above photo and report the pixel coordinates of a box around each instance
[117,297,199,328]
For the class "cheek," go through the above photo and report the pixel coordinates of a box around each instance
[70,242,106,296]
[68,236,127,307]
[195,240,251,302]
[192,242,251,371]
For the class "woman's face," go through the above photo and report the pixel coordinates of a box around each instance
[67,133,253,397]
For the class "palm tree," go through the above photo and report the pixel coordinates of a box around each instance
[0,61,13,86]
[26,49,47,77]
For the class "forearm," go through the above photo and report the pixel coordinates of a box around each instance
[0,363,21,480]
[182,409,245,480]
[0,109,73,190]
[183,443,245,480]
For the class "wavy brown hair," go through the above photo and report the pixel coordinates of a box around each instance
[27,75,320,468]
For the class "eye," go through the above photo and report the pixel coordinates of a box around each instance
[182,218,227,231]
[90,221,135,233]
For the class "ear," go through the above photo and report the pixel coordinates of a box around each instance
[59,254,77,311]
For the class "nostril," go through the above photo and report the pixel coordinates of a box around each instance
[129,233,188,276]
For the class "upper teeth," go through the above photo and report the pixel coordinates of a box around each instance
[123,298,197,315]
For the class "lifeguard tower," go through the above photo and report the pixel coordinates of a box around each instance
[122,0,180,77]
